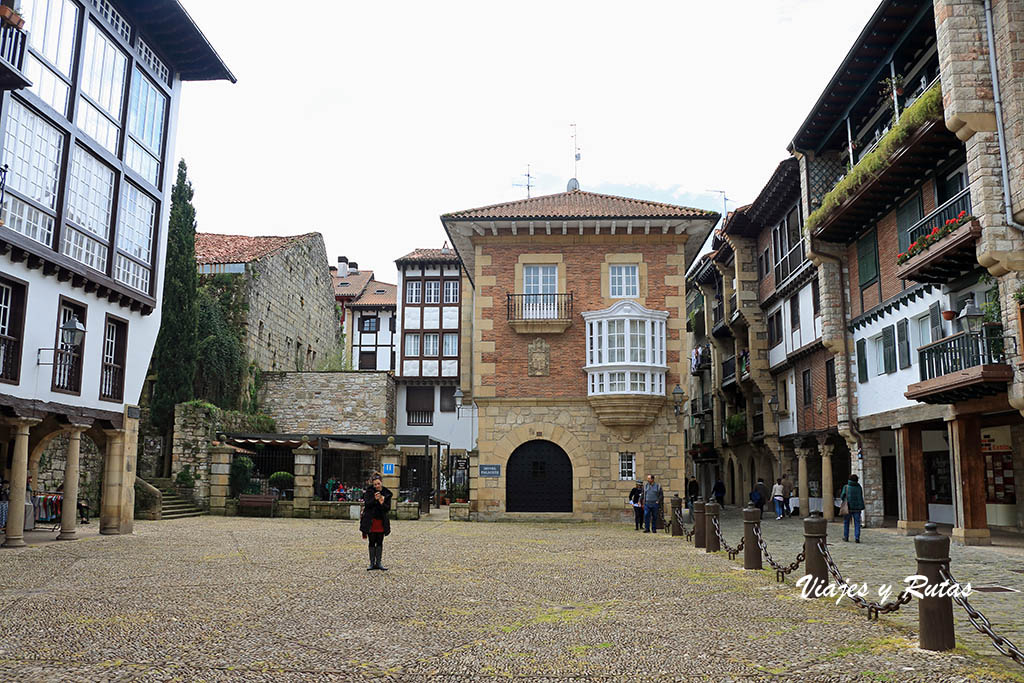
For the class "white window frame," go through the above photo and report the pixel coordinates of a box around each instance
[405,281,421,304]
[442,332,458,357]
[424,280,440,304]
[874,335,885,375]
[423,333,439,357]
[404,333,420,357]
[444,280,459,304]
[618,452,635,481]
[609,264,639,298]
[582,300,669,397]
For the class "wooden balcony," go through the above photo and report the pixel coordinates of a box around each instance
[506,293,573,333]
[896,190,979,284]
[905,325,1014,404]
[0,20,31,90]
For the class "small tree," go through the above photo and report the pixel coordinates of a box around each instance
[230,455,254,498]
[150,160,199,433]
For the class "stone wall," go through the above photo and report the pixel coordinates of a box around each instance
[36,433,104,512]
[260,371,395,435]
[244,234,339,373]
[170,402,277,505]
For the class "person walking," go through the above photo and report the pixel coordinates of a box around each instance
[840,474,865,543]
[771,478,786,520]
[642,474,662,533]
[753,478,770,519]
[712,479,726,507]
[628,481,644,530]
[360,473,392,570]
[781,474,793,517]
[686,477,700,510]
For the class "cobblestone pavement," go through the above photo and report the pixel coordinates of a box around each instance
[711,506,1024,678]
[0,515,1022,682]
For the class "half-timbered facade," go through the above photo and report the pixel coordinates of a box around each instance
[0,0,233,547]
[349,279,396,372]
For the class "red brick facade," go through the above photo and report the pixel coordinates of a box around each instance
[793,348,838,434]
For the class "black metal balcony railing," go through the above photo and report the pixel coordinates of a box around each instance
[722,355,736,381]
[752,411,765,436]
[728,293,737,315]
[686,292,704,317]
[739,349,750,377]
[407,411,433,426]
[0,333,19,381]
[52,348,81,393]
[100,362,124,401]
[918,326,1009,382]
[907,187,973,245]
[506,293,573,321]
[773,240,807,285]
[712,298,724,325]
[0,20,30,90]
[702,393,712,413]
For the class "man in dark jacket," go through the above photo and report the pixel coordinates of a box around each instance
[753,478,770,519]
[360,474,392,570]
[841,474,866,543]
[628,481,644,530]
[686,477,700,510]
[712,479,726,507]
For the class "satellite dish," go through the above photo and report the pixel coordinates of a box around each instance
[567,178,580,191]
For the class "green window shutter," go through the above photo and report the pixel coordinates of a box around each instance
[857,231,878,287]
[882,325,896,374]
[857,338,868,383]
[896,193,924,252]
[929,302,943,342]
[896,318,911,369]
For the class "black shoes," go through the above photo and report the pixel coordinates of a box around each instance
[374,545,388,571]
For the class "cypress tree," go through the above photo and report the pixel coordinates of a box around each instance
[150,160,198,433]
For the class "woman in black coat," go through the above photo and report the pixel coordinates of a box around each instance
[360,474,392,571]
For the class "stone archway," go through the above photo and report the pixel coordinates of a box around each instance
[506,440,573,512]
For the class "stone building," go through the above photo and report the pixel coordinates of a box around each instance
[441,188,718,520]
[195,233,339,372]
[0,1,233,546]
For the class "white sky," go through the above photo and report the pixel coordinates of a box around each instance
[175,0,882,282]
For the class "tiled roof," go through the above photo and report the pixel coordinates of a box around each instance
[441,189,717,220]
[395,248,460,264]
[350,280,396,307]
[333,269,374,298]
[195,233,314,265]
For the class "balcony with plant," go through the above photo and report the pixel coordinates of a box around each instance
[0,3,30,91]
[895,203,981,284]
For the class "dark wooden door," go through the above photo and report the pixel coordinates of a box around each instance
[506,440,572,512]
[882,456,898,518]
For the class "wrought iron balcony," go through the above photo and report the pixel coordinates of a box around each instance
[506,293,573,333]
[0,333,19,382]
[100,362,124,401]
[690,342,711,376]
[896,189,978,285]
[722,355,736,384]
[738,349,751,378]
[712,298,724,324]
[0,20,30,90]
[905,324,1014,404]
[701,393,712,413]
[52,348,82,393]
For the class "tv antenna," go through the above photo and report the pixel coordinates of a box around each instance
[706,189,731,227]
[514,164,536,198]
[570,123,581,181]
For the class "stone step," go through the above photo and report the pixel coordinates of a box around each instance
[161,511,206,520]
[162,504,199,514]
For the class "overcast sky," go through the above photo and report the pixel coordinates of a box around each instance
[175,0,881,283]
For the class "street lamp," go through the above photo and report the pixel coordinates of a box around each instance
[672,384,685,416]
[60,315,86,347]
[957,299,984,334]
[767,393,779,420]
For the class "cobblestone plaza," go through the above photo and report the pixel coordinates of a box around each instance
[1,513,1022,681]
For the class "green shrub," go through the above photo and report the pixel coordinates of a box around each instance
[230,455,254,497]
[726,412,747,435]
[175,465,195,488]
[268,471,294,491]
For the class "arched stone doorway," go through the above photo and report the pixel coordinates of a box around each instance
[506,440,572,512]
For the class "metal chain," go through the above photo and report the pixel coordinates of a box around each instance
[816,539,913,620]
[711,516,744,559]
[673,509,695,541]
[752,524,804,580]
[939,566,1024,666]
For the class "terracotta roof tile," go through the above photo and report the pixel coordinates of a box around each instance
[395,248,460,264]
[441,189,717,220]
[350,280,396,307]
[333,269,374,298]
[195,232,314,265]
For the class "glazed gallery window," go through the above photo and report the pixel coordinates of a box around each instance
[22,0,78,115]
[423,333,439,357]
[62,147,114,272]
[404,334,420,357]
[583,304,668,397]
[114,183,156,293]
[424,280,440,304]
[405,281,421,304]
[619,452,635,481]
[126,68,167,186]
[1,99,64,247]
[442,333,458,357]
[78,21,127,155]
[609,264,638,298]
[443,280,459,304]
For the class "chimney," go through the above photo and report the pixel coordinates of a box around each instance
[337,256,349,277]
[349,262,359,271]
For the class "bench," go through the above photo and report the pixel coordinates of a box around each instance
[238,494,276,517]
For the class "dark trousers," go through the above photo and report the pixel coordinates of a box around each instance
[755,501,765,519]
[633,505,643,529]
[782,496,791,516]
[643,503,659,532]
[368,532,384,549]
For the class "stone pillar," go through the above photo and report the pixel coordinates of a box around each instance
[795,447,810,518]
[100,429,129,535]
[949,415,991,545]
[468,449,479,514]
[820,441,835,521]
[897,424,928,535]
[208,444,234,516]
[3,418,39,548]
[857,432,884,528]
[379,437,401,495]
[292,438,316,519]
[58,424,90,541]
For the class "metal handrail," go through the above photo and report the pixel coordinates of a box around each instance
[917,325,1013,382]
[907,187,973,245]
[506,292,573,321]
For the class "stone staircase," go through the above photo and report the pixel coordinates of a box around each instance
[147,478,206,520]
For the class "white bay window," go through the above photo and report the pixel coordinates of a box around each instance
[582,300,668,397]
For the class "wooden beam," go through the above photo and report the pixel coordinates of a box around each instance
[545,221,551,235]
[490,221,497,236]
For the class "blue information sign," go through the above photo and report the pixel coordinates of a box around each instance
[479,464,501,478]
[382,463,395,475]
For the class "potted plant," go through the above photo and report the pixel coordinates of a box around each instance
[268,471,294,499]
[726,412,747,436]
[941,310,957,321]
[0,5,25,30]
